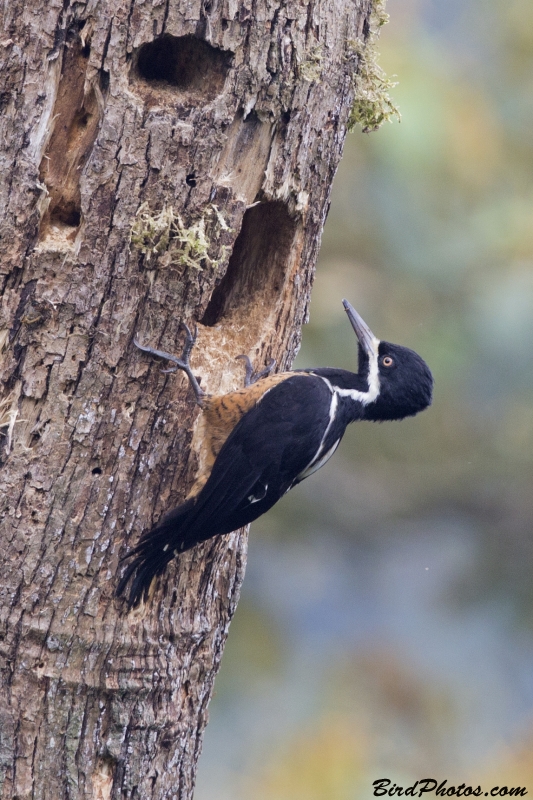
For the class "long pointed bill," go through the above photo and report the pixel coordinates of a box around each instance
[342,299,380,356]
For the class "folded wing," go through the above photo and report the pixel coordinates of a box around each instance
[118,375,336,606]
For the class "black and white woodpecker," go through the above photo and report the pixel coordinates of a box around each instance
[117,300,433,607]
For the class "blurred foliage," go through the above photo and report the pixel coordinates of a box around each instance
[248,717,366,800]
[213,601,285,695]
[196,1,533,797]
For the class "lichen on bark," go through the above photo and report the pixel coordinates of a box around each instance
[348,0,401,133]
[130,203,230,269]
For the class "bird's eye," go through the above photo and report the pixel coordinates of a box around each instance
[382,356,394,367]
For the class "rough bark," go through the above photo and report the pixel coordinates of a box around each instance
[0,1,372,798]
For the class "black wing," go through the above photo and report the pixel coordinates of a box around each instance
[185,373,338,533]
[118,374,339,606]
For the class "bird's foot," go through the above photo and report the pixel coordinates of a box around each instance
[134,323,205,404]
[236,355,276,387]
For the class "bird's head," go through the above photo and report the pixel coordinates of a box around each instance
[343,299,433,421]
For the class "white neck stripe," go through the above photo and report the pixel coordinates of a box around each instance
[315,376,338,441]
[366,338,381,402]
[309,341,381,406]
[322,339,381,406]
[298,377,339,480]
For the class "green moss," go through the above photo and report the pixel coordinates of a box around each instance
[348,0,400,133]
[130,203,230,269]
[299,43,324,83]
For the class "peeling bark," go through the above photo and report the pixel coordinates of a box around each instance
[0,1,373,797]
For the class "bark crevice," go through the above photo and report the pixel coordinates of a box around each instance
[38,31,103,250]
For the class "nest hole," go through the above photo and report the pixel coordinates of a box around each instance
[133,35,231,102]
[49,204,82,229]
[202,201,297,326]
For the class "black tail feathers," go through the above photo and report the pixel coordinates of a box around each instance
[116,497,199,608]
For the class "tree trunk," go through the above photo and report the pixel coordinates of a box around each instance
[0,1,373,797]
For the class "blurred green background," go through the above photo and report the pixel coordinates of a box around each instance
[196,0,533,796]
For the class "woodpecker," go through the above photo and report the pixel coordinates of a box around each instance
[117,300,433,607]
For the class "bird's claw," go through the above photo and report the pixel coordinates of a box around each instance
[134,324,205,403]
[178,322,198,363]
[236,355,276,387]
[160,324,197,374]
